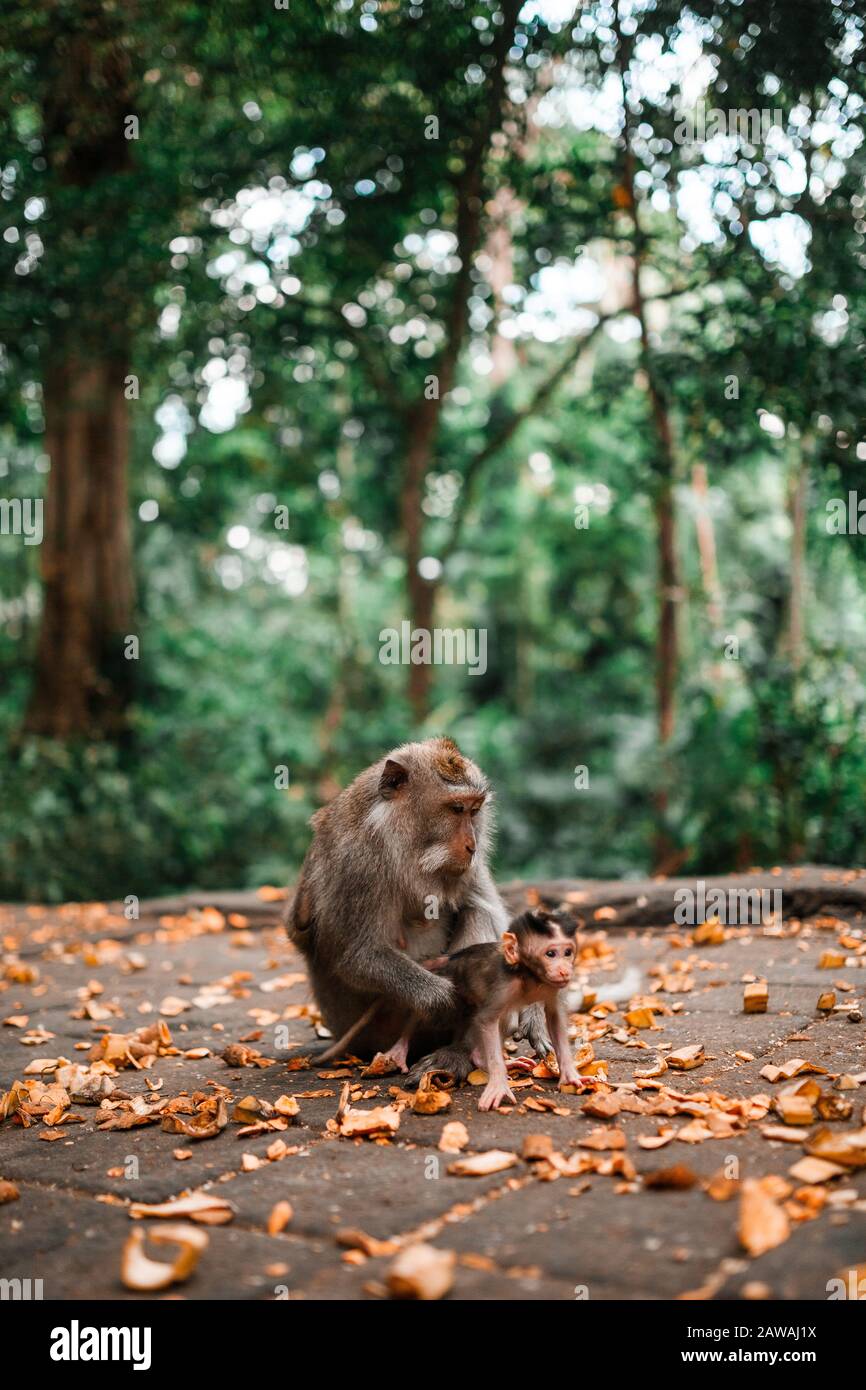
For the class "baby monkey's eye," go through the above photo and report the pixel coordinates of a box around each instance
[545,949,557,958]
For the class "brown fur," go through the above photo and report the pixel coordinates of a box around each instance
[284,739,552,1079]
[433,738,469,783]
[369,909,580,1109]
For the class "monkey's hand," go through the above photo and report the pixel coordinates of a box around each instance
[558,1064,582,1091]
[513,1003,552,1057]
[478,1078,516,1112]
[410,971,457,1025]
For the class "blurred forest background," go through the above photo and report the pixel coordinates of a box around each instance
[1,0,865,903]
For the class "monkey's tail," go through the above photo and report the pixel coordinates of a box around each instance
[316,1001,380,1063]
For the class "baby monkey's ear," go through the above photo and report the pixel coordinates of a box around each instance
[501,931,520,966]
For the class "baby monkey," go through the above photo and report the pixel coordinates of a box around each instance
[372,908,582,1111]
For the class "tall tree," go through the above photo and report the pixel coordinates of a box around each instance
[23,8,137,734]
[0,0,334,733]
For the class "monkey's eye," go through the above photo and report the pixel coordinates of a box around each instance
[470,806,480,818]
[545,949,557,958]
[450,804,465,815]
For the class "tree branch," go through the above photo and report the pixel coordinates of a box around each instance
[440,283,703,564]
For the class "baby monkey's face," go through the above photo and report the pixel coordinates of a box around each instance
[503,915,577,988]
[535,934,575,988]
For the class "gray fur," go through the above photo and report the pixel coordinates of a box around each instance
[286,738,511,1067]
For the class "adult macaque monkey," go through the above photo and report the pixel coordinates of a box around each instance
[286,738,550,1081]
[370,908,582,1111]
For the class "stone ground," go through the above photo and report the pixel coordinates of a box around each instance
[1,866,865,1302]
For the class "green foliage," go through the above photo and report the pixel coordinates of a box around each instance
[1,1,866,899]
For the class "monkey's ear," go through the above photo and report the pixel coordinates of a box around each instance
[379,758,409,798]
[501,931,520,966]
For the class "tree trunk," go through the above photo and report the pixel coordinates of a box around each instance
[785,438,809,673]
[395,1,520,723]
[401,399,440,722]
[612,9,684,872]
[23,12,138,738]
[691,461,722,630]
[25,357,134,736]
[653,475,678,747]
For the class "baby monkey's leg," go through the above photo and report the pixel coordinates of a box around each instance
[370,955,452,1074]
[368,1018,414,1074]
[545,998,581,1089]
[476,1014,516,1111]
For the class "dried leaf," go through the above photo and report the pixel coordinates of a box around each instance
[581,1092,621,1119]
[267,1200,293,1235]
[738,1178,790,1257]
[447,1150,519,1177]
[634,1058,667,1079]
[644,1163,698,1190]
[438,1121,469,1154]
[816,1094,853,1122]
[818,951,846,969]
[121,1223,208,1292]
[129,1191,234,1225]
[386,1243,456,1301]
[274,1094,300,1117]
[789,1156,846,1185]
[743,982,768,1014]
[161,1098,228,1141]
[338,1104,401,1139]
[667,1045,705,1071]
[638,1128,675,1150]
[336,1228,397,1257]
[706,1172,738,1202]
[624,1008,656,1029]
[412,1087,452,1115]
[579,1126,625,1151]
[774,1094,815,1127]
[761,1124,811,1143]
[522,1134,554,1162]
[806,1126,866,1169]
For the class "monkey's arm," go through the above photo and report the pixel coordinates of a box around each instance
[512,1002,553,1057]
[450,874,551,1055]
[545,998,580,1089]
[333,935,455,1022]
[475,1012,516,1112]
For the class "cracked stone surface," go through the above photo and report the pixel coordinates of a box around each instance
[1,870,865,1302]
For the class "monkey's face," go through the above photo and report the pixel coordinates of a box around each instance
[507,923,576,987]
[428,791,487,876]
[373,740,491,880]
[536,936,576,988]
